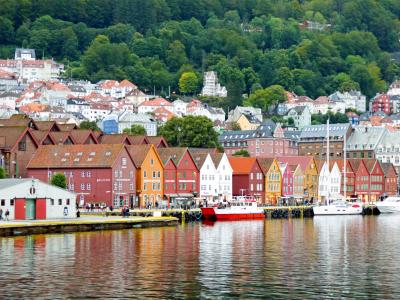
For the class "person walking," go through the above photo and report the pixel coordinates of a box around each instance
[0,208,3,221]
[5,209,10,221]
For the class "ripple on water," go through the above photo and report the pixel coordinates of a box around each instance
[1,216,400,299]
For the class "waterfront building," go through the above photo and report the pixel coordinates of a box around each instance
[0,178,76,221]
[257,158,282,205]
[228,157,264,203]
[126,145,164,208]
[0,126,39,178]
[211,153,233,201]
[277,156,318,201]
[157,147,199,205]
[279,163,294,198]
[317,161,341,201]
[27,144,136,208]
[291,164,304,197]
[381,162,398,196]
[191,152,218,201]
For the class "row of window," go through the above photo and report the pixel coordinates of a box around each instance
[144,170,161,179]
[250,173,263,180]
[50,198,71,206]
[144,182,161,191]
[250,183,263,191]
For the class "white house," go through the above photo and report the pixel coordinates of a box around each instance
[172,99,188,116]
[0,178,76,220]
[194,153,219,200]
[138,97,173,114]
[318,162,341,200]
[329,90,366,112]
[212,153,233,201]
[66,98,90,114]
[284,106,311,130]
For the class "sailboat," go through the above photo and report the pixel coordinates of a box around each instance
[312,119,363,216]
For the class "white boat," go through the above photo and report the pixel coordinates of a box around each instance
[313,199,363,215]
[313,119,362,216]
[375,196,400,213]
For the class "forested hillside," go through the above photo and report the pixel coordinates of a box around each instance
[0,0,399,104]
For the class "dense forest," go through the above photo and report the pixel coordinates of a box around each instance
[0,0,400,108]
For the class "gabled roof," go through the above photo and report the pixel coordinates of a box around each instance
[55,123,77,132]
[348,159,364,173]
[157,147,193,167]
[27,144,127,169]
[257,158,275,175]
[129,135,149,145]
[380,162,397,176]
[125,144,156,167]
[70,130,98,144]
[190,152,209,170]
[277,156,315,172]
[0,116,37,129]
[0,126,39,150]
[363,159,379,173]
[210,153,224,167]
[50,131,75,144]
[100,133,132,145]
[35,120,60,132]
[228,157,257,175]
[31,130,56,145]
[146,136,168,148]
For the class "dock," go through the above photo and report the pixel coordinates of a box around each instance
[0,216,179,237]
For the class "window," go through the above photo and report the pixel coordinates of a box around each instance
[50,199,54,205]
[87,183,91,190]
[129,171,134,178]
[119,182,122,190]
[18,137,26,151]
[122,157,127,166]
[153,171,156,178]
[81,184,85,190]
[144,183,147,191]
[114,170,118,178]
[10,199,14,206]
[183,171,187,179]
[157,171,161,178]
[58,199,62,205]
[129,183,134,191]
[0,199,4,206]
[66,199,70,205]
[150,158,154,166]
[86,171,91,177]
[143,170,147,178]
[250,184,254,191]
[114,183,117,191]
[81,171,85,178]
[250,173,254,180]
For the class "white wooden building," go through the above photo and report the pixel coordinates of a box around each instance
[0,179,76,220]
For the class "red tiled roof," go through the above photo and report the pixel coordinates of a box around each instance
[100,133,132,145]
[50,131,75,144]
[32,130,55,145]
[129,135,149,145]
[228,157,257,174]
[119,79,136,88]
[157,147,191,166]
[70,130,98,144]
[0,126,39,150]
[27,144,127,169]
[146,136,168,147]
[139,97,172,107]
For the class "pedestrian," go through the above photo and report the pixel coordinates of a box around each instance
[76,210,80,218]
[5,209,9,221]
[0,208,2,221]
[155,201,159,208]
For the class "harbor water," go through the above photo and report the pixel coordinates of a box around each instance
[1,215,400,299]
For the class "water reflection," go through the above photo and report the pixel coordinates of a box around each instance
[1,217,400,298]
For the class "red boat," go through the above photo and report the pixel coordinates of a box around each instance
[201,197,265,221]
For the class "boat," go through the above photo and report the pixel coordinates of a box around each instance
[201,196,265,220]
[375,196,400,213]
[313,119,363,216]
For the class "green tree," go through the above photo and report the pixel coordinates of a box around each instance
[159,116,220,148]
[166,40,188,71]
[123,124,146,136]
[79,121,100,131]
[245,85,287,112]
[232,149,250,157]
[51,173,67,189]
[179,71,200,94]
[0,16,14,44]
[0,167,6,179]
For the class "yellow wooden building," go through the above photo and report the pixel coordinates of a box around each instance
[257,157,282,205]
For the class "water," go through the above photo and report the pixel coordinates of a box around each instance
[1,215,400,299]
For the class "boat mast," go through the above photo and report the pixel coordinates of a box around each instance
[344,130,347,200]
[326,118,330,205]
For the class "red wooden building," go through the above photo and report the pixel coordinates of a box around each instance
[158,147,199,206]
[228,157,264,203]
[27,144,136,208]
[158,151,178,206]
[381,162,398,197]
[365,159,385,202]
